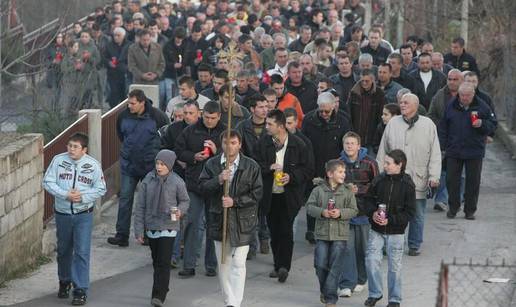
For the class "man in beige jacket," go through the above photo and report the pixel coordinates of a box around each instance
[377,93,441,256]
[128,29,165,85]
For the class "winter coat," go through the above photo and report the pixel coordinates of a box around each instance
[277,92,305,129]
[133,171,190,238]
[235,118,268,159]
[200,154,263,246]
[285,78,319,114]
[365,173,416,235]
[302,109,352,178]
[255,133,313,218]
[428,85,456,126]
[379,80,403,104]
[103,39,130,79]
[360,44,391,66]
[330,73,356,113]
[128,41,165,84]
[443,50,480,77]
[43,153,106,215]
[339,148,379,218]
[377,115,441,199]
[117,100,170,178]
[174,119,226,194]
[348,82,386,147]
[438,96,497,160]
[306,179,358,241]
[409,68,447,110]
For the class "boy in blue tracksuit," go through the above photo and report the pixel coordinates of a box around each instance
[43,133,106,305]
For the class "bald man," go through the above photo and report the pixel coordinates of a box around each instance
[377,93,441,256]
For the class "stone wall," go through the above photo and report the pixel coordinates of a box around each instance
[0,133,44,284]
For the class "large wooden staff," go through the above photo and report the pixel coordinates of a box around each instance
[218,42,243,263]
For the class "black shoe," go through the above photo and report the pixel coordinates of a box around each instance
[107,235,129,247]
[387,302,400,307]
[305,232,316,244]
[178,268,195,278]
[364,296,382,306]
[71,290,87,306]
[446,211,456,219]
[408,248,420,256]
[269,269,278,278]
[465,214,476,220]
[57,281,71,298]
[277,267,289,283]
[205,268,217,277]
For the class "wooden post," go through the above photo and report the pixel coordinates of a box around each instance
[218,42,243,264]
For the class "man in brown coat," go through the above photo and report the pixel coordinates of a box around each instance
[348,69,386,150]
[128,29,165,85]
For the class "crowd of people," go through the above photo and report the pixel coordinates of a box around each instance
[42,0,498,307]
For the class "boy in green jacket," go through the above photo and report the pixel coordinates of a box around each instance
[307,159,358,307]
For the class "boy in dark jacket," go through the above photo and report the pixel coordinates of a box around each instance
[133,150,190,307]
[338,132,379,297]
[364,149,416,307]
[307,159,358,307]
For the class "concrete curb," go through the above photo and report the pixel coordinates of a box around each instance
[496,120,516,159]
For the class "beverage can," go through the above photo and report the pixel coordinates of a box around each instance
[327,198,336,210]
[170,207,178,221]
[274,170,284,186]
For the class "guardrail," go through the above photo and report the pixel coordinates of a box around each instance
[101,100,127,200]
[42,114,88,223]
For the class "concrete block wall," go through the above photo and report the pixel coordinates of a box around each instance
[0,133,44,284]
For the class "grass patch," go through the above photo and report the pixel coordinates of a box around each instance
[0,255,53,288]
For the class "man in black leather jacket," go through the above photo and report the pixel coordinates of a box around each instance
[200,130,263,307]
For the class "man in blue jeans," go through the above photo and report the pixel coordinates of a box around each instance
[175,101,226,277]
[43,133,106,305]
[108,89,169,247]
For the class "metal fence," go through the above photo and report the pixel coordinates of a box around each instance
[436,259,516,307]
[42,114,88,223]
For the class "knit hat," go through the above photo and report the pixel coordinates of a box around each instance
[155,150,177,172]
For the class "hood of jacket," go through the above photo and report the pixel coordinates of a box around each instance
[339,147,368,163]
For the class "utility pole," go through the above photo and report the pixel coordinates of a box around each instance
[364,0,372,34]
[461,0,469,45]
[384,0,391,42]
[396,0,404,47]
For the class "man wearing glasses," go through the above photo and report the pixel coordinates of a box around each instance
[348,69,386,152]
[43,133,106,305]
[301,92,351,243]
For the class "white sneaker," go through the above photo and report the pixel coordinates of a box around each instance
[338,288,352,297]
[353,284,366,293]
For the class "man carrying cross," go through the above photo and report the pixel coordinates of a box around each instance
[199,130,263,307]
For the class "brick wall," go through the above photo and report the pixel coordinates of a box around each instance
[0,133,44,284]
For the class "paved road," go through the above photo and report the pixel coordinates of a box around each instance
[9,140,516,307]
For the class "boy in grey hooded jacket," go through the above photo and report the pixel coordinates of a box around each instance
[133,149,189,307]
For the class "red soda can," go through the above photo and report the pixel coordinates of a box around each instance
[327,198,335,210]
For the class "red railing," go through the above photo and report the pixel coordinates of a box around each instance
[43,114,88,223]
[101,100,127,200]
